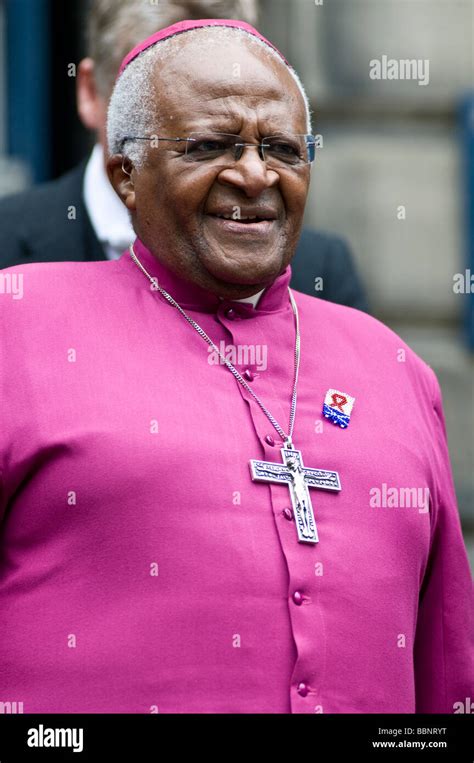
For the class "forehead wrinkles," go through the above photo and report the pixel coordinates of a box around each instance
[156,94,305,136]
[181,100,301,136]
[153,64,304,131]
[180,90,296,117]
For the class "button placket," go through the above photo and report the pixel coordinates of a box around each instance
[216,303,322,712]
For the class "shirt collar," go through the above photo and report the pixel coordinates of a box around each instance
[125,237,292,316]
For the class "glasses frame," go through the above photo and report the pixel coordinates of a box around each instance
[119,132,316,166]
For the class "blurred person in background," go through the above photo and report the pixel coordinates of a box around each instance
[0,0,368,311]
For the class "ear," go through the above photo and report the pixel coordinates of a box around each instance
[107,154,136,211]
[76,58,106,131]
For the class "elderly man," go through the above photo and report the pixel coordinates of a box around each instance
[0,19,471,715]
[0,0,368,312]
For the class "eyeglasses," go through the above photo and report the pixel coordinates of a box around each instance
[119,132,316,168]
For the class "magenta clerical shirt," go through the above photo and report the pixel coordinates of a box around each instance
[0,238,472,713]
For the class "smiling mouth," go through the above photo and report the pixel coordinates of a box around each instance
[206,213,277,239]
[211,213,272,223]
[205,212,277,234]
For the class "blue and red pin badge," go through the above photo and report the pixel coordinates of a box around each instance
[323,389,355,429]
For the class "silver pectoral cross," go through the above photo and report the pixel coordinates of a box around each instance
[250,446,341,544]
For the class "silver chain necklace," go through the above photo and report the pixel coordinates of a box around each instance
[129,243,342,545]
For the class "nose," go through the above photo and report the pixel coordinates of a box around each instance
[216,145,280,197]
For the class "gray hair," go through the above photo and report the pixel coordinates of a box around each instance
[87,0,259,97]
[106,26,313,168]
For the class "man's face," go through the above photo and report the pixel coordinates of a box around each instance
[110,36,311,299]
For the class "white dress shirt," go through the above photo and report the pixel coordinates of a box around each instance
[83,144,135,261]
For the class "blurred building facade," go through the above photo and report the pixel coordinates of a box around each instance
[260,0,474,540]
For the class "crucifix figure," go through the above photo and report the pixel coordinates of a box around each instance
[249,446,341,544]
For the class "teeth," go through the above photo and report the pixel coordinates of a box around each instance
[216,214,259,220]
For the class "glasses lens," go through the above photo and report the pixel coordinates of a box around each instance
[263,135,310,167]
[185,133,238,165]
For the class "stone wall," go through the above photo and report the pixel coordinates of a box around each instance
[260,0,474,527]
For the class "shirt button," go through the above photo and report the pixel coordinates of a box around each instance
[265,435,275,446]
[283,507,294,521]
[225,307,236,319]
[292,591,303,606]
[297,682,309,697]
[243,369,254,381]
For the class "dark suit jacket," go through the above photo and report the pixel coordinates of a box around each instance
[0,161,369,311]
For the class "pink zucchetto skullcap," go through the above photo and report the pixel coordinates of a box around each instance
[117,18,291,79]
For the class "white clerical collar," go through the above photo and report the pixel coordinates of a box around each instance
[83,144,135,259]
[233,290,265,308]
